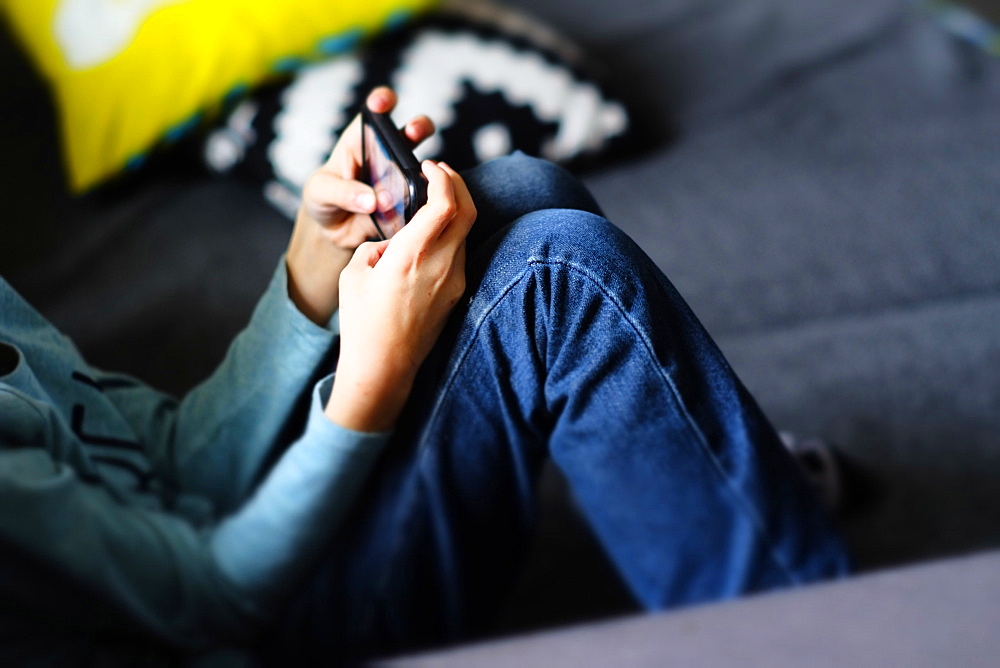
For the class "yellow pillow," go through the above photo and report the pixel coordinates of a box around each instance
[1,0,436,192]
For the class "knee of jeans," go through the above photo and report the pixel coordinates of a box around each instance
[473,207,674,326]
[468,207,670,318]
[494,151,568,185]
[485,151,557,178]
[502,208,635,267]
[470,152,603,217]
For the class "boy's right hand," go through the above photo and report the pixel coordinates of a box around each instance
[325,160,477,433]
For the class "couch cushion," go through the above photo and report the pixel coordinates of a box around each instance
[720,292,1000,568]
[383,549,1000,666]
[503,0,907,129]
[581,8,1000,337]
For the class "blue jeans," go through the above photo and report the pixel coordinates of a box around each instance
[268,154,851,659]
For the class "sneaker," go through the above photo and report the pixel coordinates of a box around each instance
[779,431,843,512]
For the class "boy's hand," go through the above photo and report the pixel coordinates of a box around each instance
[326,160,477,433]
[285,87,435,326]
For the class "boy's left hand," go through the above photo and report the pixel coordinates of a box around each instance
[285,87,435,326]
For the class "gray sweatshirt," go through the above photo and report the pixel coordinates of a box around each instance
[0,260,390,652]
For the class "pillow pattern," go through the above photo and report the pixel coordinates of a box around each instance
[0,0,436,192]
[203,0,637,220]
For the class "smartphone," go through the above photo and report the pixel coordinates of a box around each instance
[360,107,428,240]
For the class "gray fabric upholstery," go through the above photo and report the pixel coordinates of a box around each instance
[383,549,1000,667]
[584,13,1000,336]
[504,0,906,129]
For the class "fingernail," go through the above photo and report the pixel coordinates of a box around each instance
[357,192,375,210]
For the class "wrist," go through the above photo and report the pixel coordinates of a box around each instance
[285,219,355,326]
[325,367,415,433]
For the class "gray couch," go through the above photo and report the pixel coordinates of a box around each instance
[384,550,1000,666]
[2,0,999,662]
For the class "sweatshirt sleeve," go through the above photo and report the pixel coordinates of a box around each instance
[0,381,391,650]
[98,258,339,512]
[210,376,388,603]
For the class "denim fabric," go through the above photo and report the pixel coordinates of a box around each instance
[270,154,851,660]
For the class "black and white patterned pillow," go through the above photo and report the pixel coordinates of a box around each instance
[203,0,637,219]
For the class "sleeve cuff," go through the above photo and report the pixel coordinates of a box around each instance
[256,256,340,346]
[306,375,394,447]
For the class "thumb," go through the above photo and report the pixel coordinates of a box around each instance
[351,239,391,270]
[306,169,377,218]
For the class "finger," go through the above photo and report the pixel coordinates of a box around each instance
[349,239,390,270]
[366,86,396,114]
[321,86,396,174]
[323,87,406,176]
[437,162,474,217]
[402,115,436,150]
[436,161,477,239]
[306,169,376,218]
[405,160,457,242]
[322,112,363,174]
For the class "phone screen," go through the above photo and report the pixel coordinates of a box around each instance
[363,122,408,239]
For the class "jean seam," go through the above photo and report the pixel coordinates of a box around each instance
[527,257,804,588]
